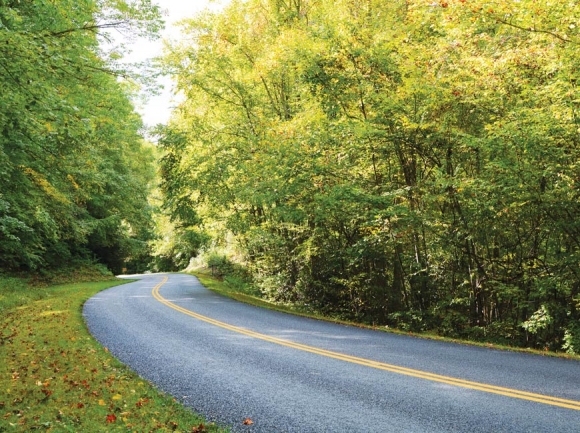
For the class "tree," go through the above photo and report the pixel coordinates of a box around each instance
[159,0,580,352]
[0,0,161,272]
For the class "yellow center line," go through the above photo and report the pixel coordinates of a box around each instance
[151,276,580,411]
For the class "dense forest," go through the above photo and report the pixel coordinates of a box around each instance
[2,0,580,354]
[157,0,580,353]
[0,0,161,274]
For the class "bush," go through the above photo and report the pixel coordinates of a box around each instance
[388,310,428,332]
[206,253,230,276]
[563,321,580,355]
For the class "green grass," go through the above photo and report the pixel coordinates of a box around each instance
[191,271,357,325]
[0,277,226,433]
[189,269,580,361]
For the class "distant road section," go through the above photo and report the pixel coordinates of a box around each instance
[83,273,580,432]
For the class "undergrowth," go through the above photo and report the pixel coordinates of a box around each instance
[189,269,580,361]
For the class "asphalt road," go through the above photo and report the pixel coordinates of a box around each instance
[83,273,580,432]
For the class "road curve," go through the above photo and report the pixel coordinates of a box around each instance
[83,273,580,432]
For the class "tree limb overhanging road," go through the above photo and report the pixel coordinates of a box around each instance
[83,273,580,432]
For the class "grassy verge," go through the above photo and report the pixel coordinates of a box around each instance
[190,269,580,361]
[191,270,349,323]
[0,277,225,433]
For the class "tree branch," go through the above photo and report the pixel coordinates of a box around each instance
[47,21,131,37]
[495,18,576,44]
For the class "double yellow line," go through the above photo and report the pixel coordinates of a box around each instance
[152,276,580,411]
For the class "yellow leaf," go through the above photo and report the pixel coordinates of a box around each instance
[112,394,122,400]
[98,399,106,406]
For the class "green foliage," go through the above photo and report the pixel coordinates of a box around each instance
[149,211,211,272]
[158,0,580,351]
[522,305,553,335]
[563,321,580,355]
[0,0,160,273]
[206,253,228,275]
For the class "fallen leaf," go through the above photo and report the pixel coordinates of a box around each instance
[112,394,122,400]
[191,423,206,433]
[135,397,150,408]
[98,399,105,406]
[106,414,117,423]
[243,418,254,425]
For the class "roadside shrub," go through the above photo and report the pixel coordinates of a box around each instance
[388,310,428,332]
[563,320,580,355]
[206,253,230,276]
[437,310,470,338]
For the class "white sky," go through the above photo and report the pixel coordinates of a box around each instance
[127,0,230,128]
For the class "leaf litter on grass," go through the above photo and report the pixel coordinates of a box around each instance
[0,280,227,432]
